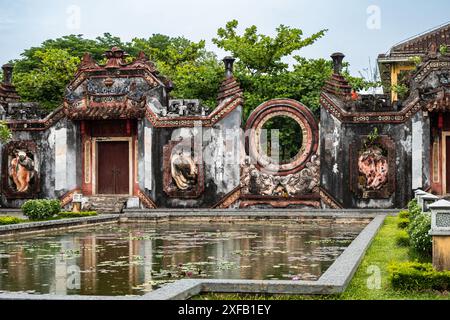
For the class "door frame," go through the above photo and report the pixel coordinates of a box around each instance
[442,131,450,195]
[92,137,133,196]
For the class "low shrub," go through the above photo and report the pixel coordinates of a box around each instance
[397,218,410,229]
[408,199,422,221]
[21,199,61,220]
[0,216,23,225]
[398,210,410,219]
[57,211,98,218]
[395,230,410,247]
[408,213,432,256]
[389,262,450,291]
[48,200,62,216]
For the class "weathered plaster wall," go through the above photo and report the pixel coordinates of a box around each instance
[149,106,242,208]
[320,107,414,209]
[1,118,81,207]
[320,107,344,203]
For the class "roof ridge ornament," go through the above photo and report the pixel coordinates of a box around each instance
[104,47,128,69]
[79,53,99,70]
[323,53,352,98]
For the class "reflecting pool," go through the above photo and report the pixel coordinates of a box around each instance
[0,220,368,296]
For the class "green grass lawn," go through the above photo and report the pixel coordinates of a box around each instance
[195,216,450,300]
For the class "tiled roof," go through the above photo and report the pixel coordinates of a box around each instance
[389,23,450,56]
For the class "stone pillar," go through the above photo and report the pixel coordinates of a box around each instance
[429,200,450,271]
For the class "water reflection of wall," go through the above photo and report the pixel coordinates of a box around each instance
[0,221,367,295]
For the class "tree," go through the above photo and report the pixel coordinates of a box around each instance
[9,23,372,116]
[213,20,330,118]
[13,48,80,110]
[131,35,223,107]
[213,20,327,75]
[11,33,221,109]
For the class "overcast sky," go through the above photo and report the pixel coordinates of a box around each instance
[1,0,450,77]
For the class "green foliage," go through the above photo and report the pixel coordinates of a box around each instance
[0,216,23,225]
[399,210,410,219]
[57,211,98,218]
[213,19,327,74]
[11,33,220,110]
[343,69,381,92]
[362,127,380,151]
[212,20,336,118]
[440,44,449,55]
[21,199,61,220]
[397,218,410,229]
[47,199,62,216]
[391,84,409,95]
[395,229,410,247]
[408,199,422,220]
[13,48,80,110]
[0,121,12,143]
[261,116,303,162]
[408,56,422,67]
[388,262,450,291]
[10,22,370,120]
[408,213,432,256]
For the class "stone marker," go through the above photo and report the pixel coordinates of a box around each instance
[126,197,140,209]
[429,199,450,271]
[72,193,82,212]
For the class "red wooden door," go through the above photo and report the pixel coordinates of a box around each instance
[97,142,129,194]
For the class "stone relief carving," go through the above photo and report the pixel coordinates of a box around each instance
[358,146,388,191]
[350,135,395,199]
[2,141,40,199]
[171,151,198,191]
[241,155,320,197]
[9,149,36,192]
[163,138,204,198]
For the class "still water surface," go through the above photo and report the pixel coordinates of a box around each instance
[0,220,367,296]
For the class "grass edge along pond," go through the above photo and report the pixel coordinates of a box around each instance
[195,215,450,300]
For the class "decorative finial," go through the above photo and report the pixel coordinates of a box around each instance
[2,63,13,85]
[331,52,345,75]
[223,56,235,79]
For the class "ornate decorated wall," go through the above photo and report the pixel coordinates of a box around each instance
[2,41,450,210]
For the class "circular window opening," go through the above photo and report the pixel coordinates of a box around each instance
[260,116,303,164]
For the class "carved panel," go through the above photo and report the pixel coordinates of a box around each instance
[2,141,40,199]
[350,136,396,199]
[163,139,204,198]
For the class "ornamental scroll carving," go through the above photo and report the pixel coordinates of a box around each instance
[240,155,320,197]
[240,99,320,201]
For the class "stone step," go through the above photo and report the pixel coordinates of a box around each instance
[82,196,129,214]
